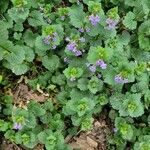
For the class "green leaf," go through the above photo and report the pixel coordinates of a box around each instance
[120,93,144,117]
[63,67,83,80]
[8,8,29,22]
[14,32,22,40]
[5,45,25,64]
[14,21,24,31]
[0,21,8,40]
[0,0,9,13]
[25,112,37,128]
[43,99,54,111]
[11,63,29,75]
[0,40,14,60]
[23,30,38,47]
[148,115,150,126]
[24,46,35,62]
[81,117,94,131]
[77,78,88,91]
[35,36,50,56]
[123,12,137,30]
[0,75,2,83]
[87,76,103,94]
[87,46,112,63]
[134,135,150,150]
[42,55,60,71]
[138,20,150,51]
[38,131,47,143]
[51,73,66,85]
[115,117,133,140]
[28,10,46,27]
[27,101,46,117]
[22,133,37,149]
[69,5,86,28]
[0,120,10,131]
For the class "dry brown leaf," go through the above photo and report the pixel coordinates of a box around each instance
[87,136,98,148]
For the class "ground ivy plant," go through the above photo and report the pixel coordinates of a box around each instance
[0,0,150,150]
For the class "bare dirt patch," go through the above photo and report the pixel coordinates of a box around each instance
[69,112,112,150]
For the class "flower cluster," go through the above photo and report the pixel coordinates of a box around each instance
[106,18,118,30]
[43,32,58,49]
[114,74,128,84]
[89,14,100,26]
[96,59,107,69]
[66,38,85,56]
[86,59,107,73]
[78,27,90,33]
[43,35,51,45]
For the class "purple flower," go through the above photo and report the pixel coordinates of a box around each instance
[96,60,107,69]
[79,37,85,43]
[13,122,23,130]
[75,50,82,56]
[66,42,76,51]
[52,45,56,49]
[60,16,65,21]
[53,32,57,36]
[43,35,51,45]
[113,128,118,133]
[89,65,96,73]
[89,14,100,26]
[78,28,84,33]
[106,18,118,30]
[114,75,123,83]
[52,37,57,42]
[86,28,90,32]
[114,75,128,84]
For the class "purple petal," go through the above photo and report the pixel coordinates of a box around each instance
[114,75,128,84]
[52,37,57,42]
[13,123,23,130]
[89,65,96,73]
[75,50,82,56]
[96,60,107,69]
[53,32,57,36]
[89,14,100,26]
[113,128,118,133]
[79,28,84,33]
[66,42,76,51]
[85,28,90,32]
[60,16,65,21]
[52,45,56,49]
[114,75,123,83]
[106,18,118,30]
